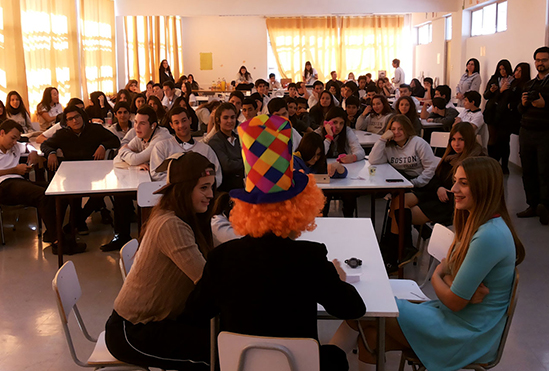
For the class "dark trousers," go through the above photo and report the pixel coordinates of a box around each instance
[489,126,511,170]
[519,127,549,208]
[113,195,134,236]
[319,344,349,371]
[0,178,55,233]
[105,310,210,371]
[324,193,357,218]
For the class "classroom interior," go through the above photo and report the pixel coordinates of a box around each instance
[1,0,549,370]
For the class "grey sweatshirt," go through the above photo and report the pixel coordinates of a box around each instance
[369,135,437,187]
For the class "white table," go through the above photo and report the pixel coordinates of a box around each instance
[352,129,380,147]
[318,159,413,277]
[45,160,150,266]
[299,217,398,371]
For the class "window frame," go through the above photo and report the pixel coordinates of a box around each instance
[470,0,507,37]
[416,22,432,45]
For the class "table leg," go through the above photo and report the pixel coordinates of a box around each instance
[210,316,218,371]
[55,197,63,268]
[376,318,386,371]
[371,194,376,231]
[397,190,405,279]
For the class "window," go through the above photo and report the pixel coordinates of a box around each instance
[417,23,432,45]
[471,1,507,36]
[445,16,452,41]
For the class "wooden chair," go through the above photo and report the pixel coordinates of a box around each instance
[218,331,320,371]
[398,270,520,371]
[390,223,454,302]
[118,239,139,281]
[52,261,148,370]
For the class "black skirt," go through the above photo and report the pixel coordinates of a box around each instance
[105,310,210,370]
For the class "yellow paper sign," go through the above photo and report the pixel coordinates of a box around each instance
[200,53,213,70]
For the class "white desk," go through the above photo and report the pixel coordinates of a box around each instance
[45,160,150,266]
[45,160,150,196]
[353,129,380,147]
[318,160,413,191]
[299,218,398,371]
[318,159,413,278]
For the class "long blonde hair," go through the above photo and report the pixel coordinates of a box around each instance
[448,157,525,276]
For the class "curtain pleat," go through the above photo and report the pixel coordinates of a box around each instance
[266,15,404,83]
[124,15,183,89]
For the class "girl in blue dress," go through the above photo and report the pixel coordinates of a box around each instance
[331,156,525,371]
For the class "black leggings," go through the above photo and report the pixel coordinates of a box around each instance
[105,311,210,371]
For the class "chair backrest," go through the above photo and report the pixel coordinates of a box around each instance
[430,132,450,151]
[119,239,139,280]
[427,223,454,262]
[52,261,82,324]
[218,332,320,371]
[486,269,520,368]
[137,181,165,208]
[477,123,489,150]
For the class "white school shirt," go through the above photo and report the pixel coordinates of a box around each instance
[0,143,26,184]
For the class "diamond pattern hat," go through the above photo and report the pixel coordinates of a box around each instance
[230,114,309,204]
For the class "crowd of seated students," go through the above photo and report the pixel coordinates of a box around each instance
[2,49,544,371]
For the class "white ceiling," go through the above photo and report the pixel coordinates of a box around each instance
[115,0,461,17]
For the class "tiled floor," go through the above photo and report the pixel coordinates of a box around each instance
[0,163,547,370]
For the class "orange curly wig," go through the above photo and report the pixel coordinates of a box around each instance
[229,174,326,238]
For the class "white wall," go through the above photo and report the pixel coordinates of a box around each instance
[115,0,459,17]
[414,16,446,83]
[412,0,548,166]
[180,17,268,88]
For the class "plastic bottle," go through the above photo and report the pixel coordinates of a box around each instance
[221,78,226,91]
[105,111,113,126]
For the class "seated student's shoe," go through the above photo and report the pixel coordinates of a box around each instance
[398,246,420,268]
[100,208,113,225]
[42,229,56,243]
[517,206,537,218]
[385,262,399,276]
[50,240,87,256]
[101,234,132,252]
[537,204,549,225]
[63,223,89,236]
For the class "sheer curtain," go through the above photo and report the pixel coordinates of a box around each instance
[80,0,116,104]
[19,0,80,112]
[0,0,28,104]
[340,16,404,80]
[266,17,340,83]
[267,16,405,83]
[124,16,183,90]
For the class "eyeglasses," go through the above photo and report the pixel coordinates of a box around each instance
[535,58,549,63]
[66,114,81,122]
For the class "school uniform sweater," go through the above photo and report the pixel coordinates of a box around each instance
[356,113,392,134]
[41,123,120,160]
[149,136,222,185]
[114,126,172,167]
[369,135,437,188]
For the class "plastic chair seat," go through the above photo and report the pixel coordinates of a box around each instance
[87,331,126,365]
[390,279,430,303]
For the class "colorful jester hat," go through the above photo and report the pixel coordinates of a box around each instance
[229,114,309,204]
